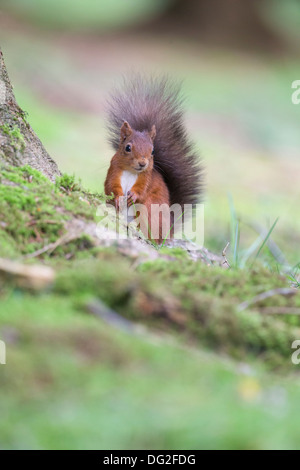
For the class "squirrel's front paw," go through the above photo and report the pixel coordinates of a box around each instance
[115,195,129,211]
[127,190,138,207]
[114,196,123,211]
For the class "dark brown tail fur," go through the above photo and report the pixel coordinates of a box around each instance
[106,75,204,207]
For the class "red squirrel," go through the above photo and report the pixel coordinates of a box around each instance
[104,76,203,242]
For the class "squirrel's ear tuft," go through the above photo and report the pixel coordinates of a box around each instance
[120,121,132,141]
[149,125,156,142]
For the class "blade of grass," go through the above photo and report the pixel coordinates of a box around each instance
[239,235,262,268]
[233,220,240,267]
[245,221,287,267]
[250,217,279,268]
[228,193,237,253]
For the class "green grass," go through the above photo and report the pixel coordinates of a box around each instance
[0,275,300,450]
[0,288,295,449]
[1,17,300,449]
[0,167,300,450]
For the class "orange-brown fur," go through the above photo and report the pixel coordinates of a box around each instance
[104,76,204,243]
[104,121,170,241]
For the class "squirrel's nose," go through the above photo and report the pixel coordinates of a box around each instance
[139,161,146,168]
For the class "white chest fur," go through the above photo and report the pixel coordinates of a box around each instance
[121,171,137,196]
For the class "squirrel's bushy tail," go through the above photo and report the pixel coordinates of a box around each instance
[106,75,204,207]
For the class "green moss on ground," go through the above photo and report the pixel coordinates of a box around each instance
[1,165,300,449]
[53,253,300,368]
[0,165,299,368]
[0,165,104,257]
[1,289,300,450]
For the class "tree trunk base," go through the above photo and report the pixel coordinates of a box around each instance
[0,49,60,181]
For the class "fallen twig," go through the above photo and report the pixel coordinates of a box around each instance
[222,241,231,268]
[237,287,297,312]
[259,307,300,315]
[22,219,90,259]
[22,233,72,259]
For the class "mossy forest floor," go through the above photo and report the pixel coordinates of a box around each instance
[1,165,300,449]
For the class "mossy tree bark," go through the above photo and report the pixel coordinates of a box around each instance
[0,48,60,180]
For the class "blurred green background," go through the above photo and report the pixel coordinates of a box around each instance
[1,0,300,450]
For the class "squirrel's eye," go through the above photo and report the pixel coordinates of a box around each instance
[125,144,131,153]
[151,148,154,156]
